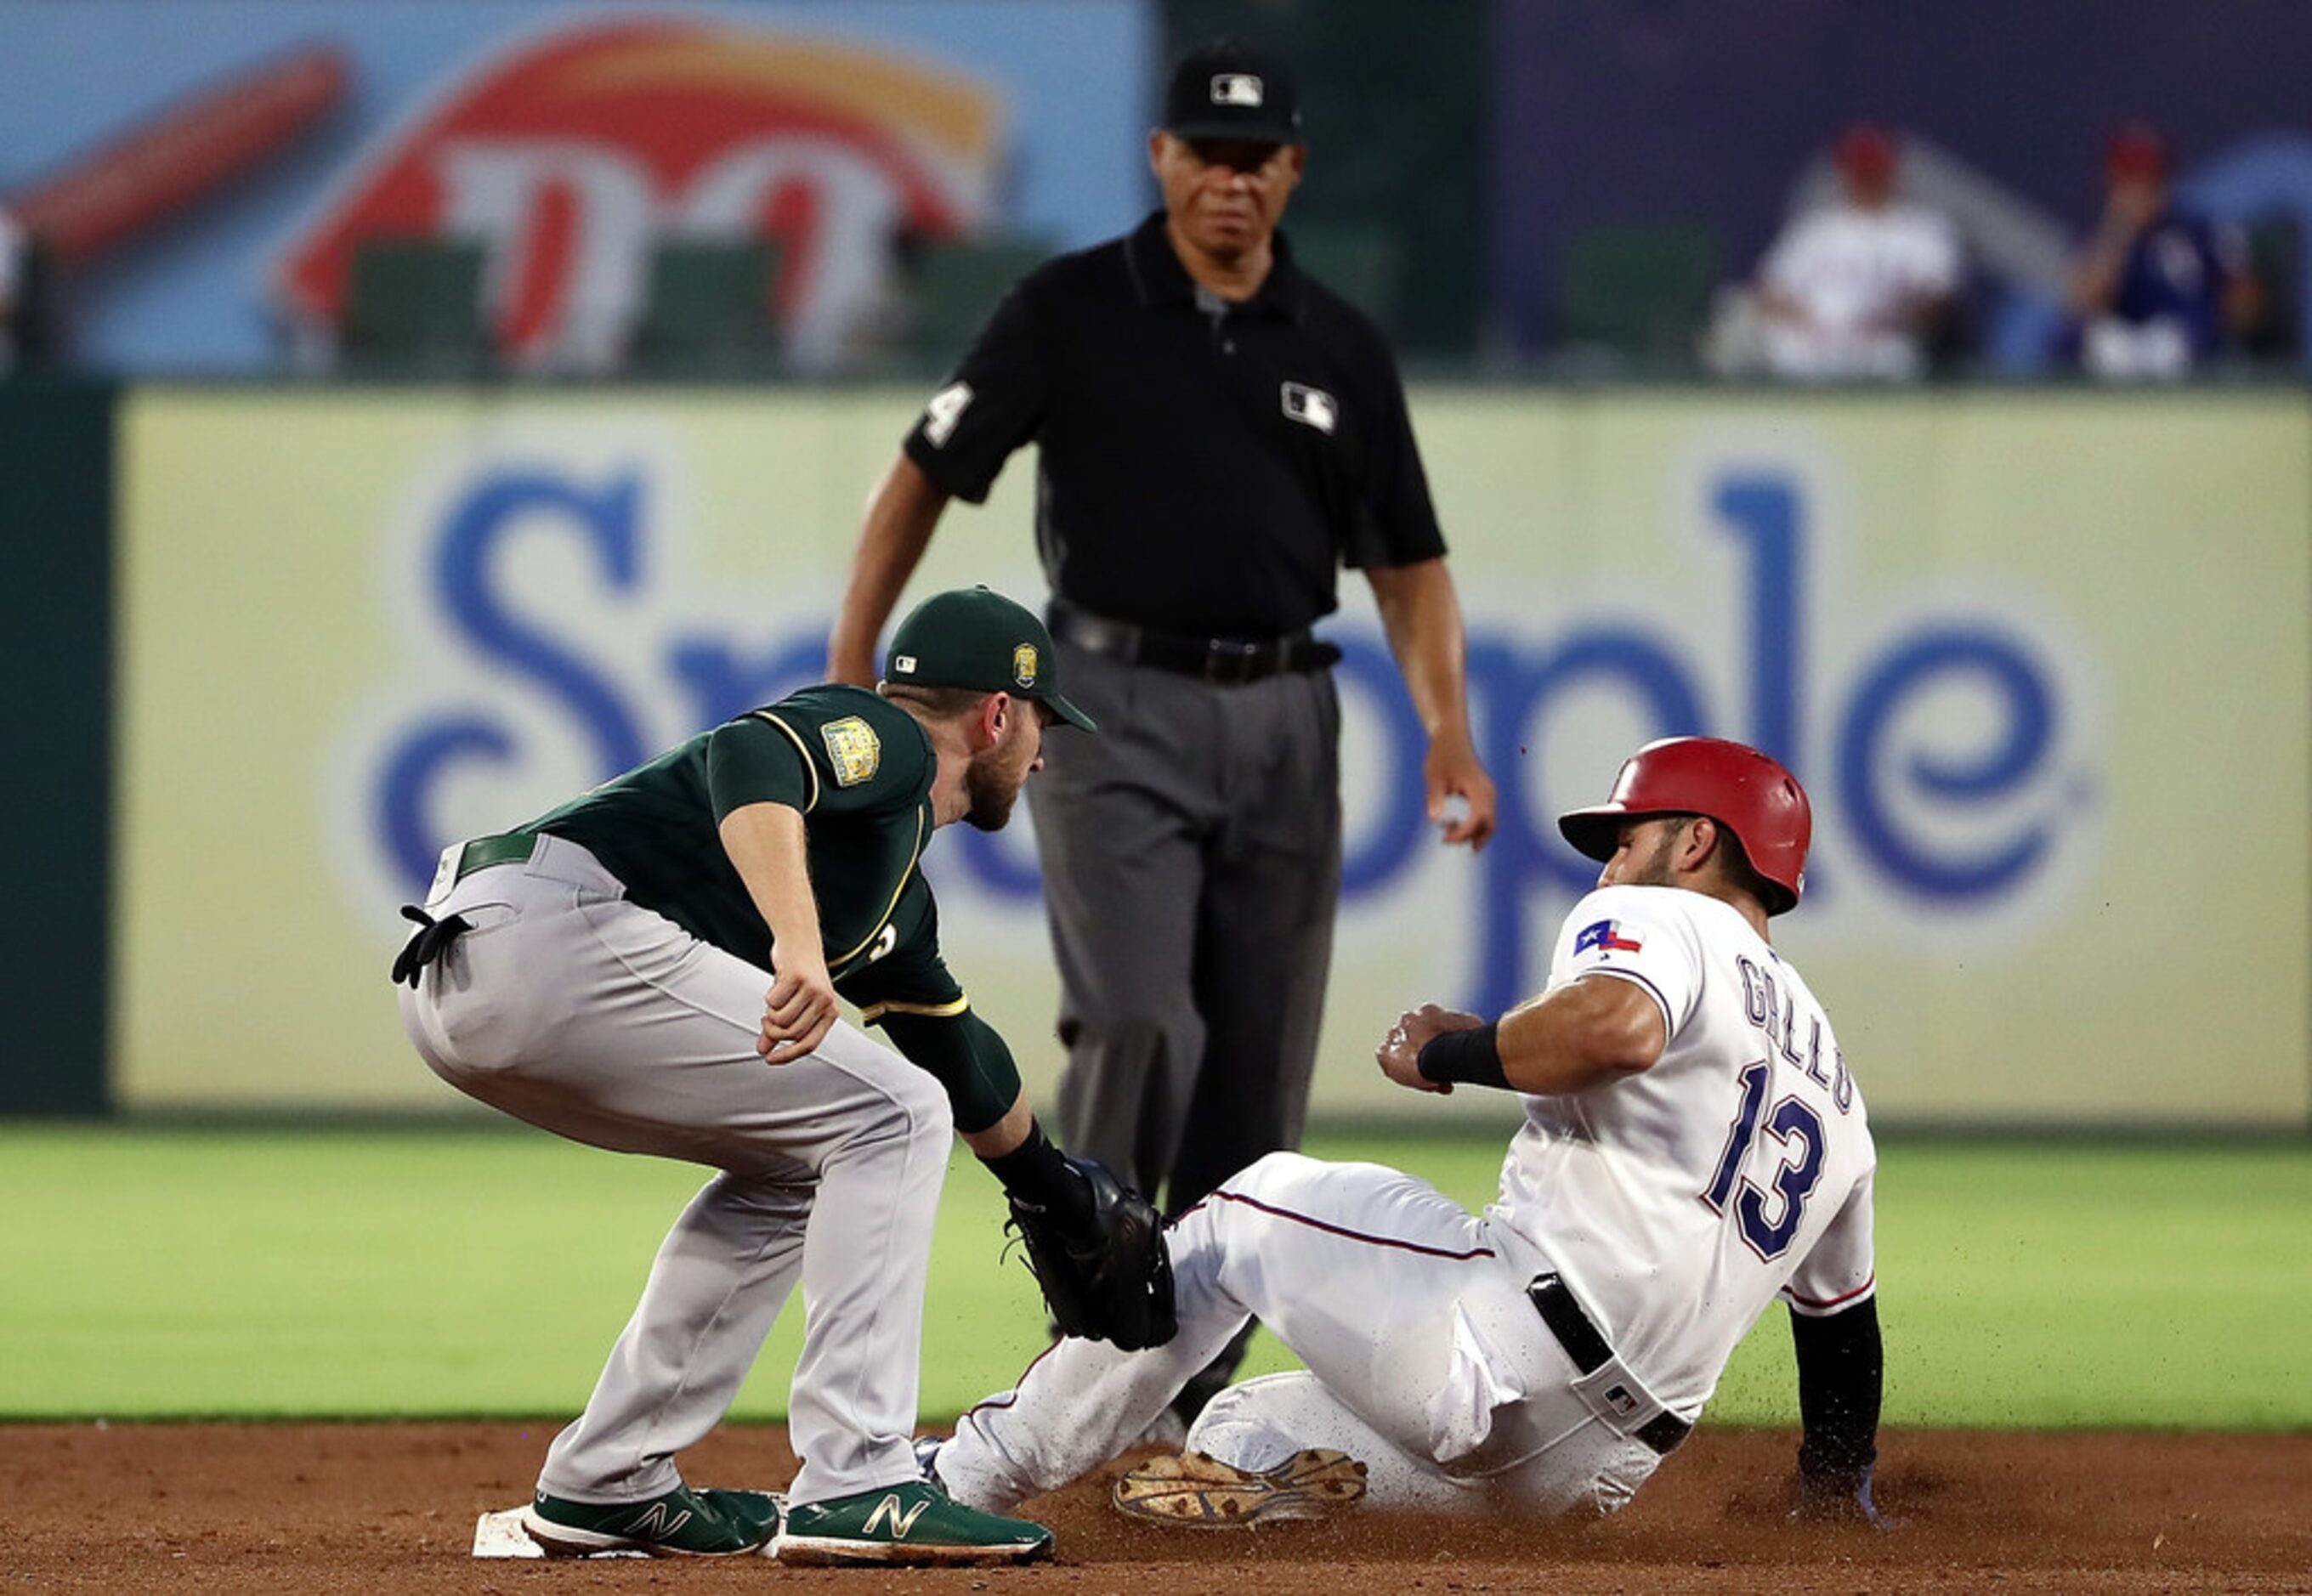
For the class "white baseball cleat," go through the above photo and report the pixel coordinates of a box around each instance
[1111,1447,1367,1528]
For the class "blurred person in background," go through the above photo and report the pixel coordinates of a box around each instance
[828,38,1497,1439]
[1746,123,1964,381]
[2066,123,2259,380]
[0,199,26,375]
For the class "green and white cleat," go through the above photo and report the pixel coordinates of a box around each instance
[776,1480,1053,1567]
[520,1483,775,1557]
[697,1487,783,1544]
[1112,1447,1368,1528]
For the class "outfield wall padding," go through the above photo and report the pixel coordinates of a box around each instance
[0,376,114,1113]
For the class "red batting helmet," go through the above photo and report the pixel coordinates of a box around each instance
[1557,737,1813,914]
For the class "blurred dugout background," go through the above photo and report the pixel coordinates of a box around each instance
[3,0,2308,1137]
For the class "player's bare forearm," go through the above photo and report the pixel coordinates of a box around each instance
[1496,976,1665,1092]
[1377,975,1660,1096]
[1364,557,1497,847]
[1490,992,1664,1093]
[827,456,951,684]
[717,801,838,1063]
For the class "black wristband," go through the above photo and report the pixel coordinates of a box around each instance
[1416,1022,1510,1089]
[984,1123,1096,1231]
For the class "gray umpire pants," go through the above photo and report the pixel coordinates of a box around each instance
[1033,641,1343,1216]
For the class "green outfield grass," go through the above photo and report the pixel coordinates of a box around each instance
[2,1127,2306,1427]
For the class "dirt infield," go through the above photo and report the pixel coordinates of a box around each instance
[5,1423,2306,1593]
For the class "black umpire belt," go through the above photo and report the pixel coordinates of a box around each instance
[1048,600,1341,686]
[1527,1272,1692,1456]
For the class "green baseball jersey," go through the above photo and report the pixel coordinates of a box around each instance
[518,685,1023,1129]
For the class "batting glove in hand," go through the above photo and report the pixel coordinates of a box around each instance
[1006,1157,1178,1352]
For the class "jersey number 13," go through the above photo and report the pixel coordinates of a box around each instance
[1701,1060,1827,1261]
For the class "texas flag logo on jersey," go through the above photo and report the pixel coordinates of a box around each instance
[1574,919,1644,956]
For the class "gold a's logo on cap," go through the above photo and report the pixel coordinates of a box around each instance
[1012,643,1039,688]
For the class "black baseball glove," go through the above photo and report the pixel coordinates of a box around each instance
[1006,1157,1178,1351]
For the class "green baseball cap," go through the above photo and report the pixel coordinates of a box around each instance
[884,586,1097,732]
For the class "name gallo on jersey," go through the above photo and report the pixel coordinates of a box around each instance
[1737,954,1855,1113]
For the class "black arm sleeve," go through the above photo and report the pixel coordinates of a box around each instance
[1791,1296,1883,1491]
[870,1008,1023,1136]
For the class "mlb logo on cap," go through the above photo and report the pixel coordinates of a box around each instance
[1162,40,1303,144]
[1211,73,1264,107]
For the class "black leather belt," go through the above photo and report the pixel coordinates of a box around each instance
[1527,1273,1692,1457]
[1047,600,1341,686]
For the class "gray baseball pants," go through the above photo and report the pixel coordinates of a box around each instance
[1032,642,1342,1215]
[396,833,951,1508]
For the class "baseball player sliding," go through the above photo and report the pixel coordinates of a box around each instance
[922,738,1888,1527]
[393,587,1171,1565]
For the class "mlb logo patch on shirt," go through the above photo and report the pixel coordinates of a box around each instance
[820,716,882,788]
[1281,382,1337,433]
[1574,919,1644,956]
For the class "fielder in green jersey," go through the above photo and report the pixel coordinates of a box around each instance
[393,586,1107,1566]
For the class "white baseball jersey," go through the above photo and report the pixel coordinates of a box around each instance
[1490,885,1876,1419]
[1760,200,1961,378]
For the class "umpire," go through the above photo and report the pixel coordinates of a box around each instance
[829,38,1496,1424]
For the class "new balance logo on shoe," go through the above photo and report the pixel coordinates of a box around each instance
[860,1493,932,1540]
[774,1480,1053,1567]
[625,1500,692,1540]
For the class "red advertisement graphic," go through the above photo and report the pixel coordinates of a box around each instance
[14,45,347,264]
[275,19,1006,368]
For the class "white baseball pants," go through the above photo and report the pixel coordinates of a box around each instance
[936,1152,1666,1517]
[397,834,952,1508]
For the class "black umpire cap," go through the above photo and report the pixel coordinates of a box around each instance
[1161,40,1303,146]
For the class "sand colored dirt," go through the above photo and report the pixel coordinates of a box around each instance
[4,1423,2307,1593]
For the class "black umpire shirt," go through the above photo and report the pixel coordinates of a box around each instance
[903,211,1447,640]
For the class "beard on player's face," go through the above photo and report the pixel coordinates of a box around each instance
[963,754,1025,830]
[1606,817,1694,891]
[962,707,1046,831]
